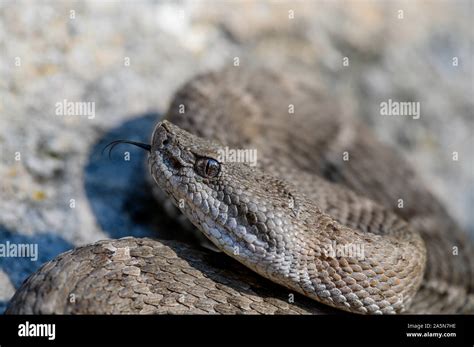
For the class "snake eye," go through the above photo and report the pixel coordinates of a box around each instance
[195,157,220,178]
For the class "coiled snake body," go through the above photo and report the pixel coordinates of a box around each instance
[6,68,474,314]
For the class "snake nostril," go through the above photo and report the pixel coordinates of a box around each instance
[163,139,169,146]
[167,156,182,170]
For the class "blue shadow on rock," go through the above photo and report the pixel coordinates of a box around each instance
[0,226,73,313]
[1,113,187,313]
[84,113,182,240]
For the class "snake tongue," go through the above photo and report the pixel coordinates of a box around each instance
[103,140,151,158]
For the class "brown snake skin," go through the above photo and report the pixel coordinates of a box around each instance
[6,237,335,314]
[6,68,474,314]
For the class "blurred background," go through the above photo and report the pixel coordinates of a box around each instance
[0,0,472,312]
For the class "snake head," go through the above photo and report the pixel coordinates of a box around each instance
[148,120,300,270]
[151,120,223,173]
[149,120,226,211]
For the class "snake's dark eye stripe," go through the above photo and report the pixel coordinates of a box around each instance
[195,157,220,178]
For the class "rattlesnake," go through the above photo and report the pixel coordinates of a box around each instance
[6,68,474,314]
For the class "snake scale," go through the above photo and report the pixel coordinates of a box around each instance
[6,68,474,314]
